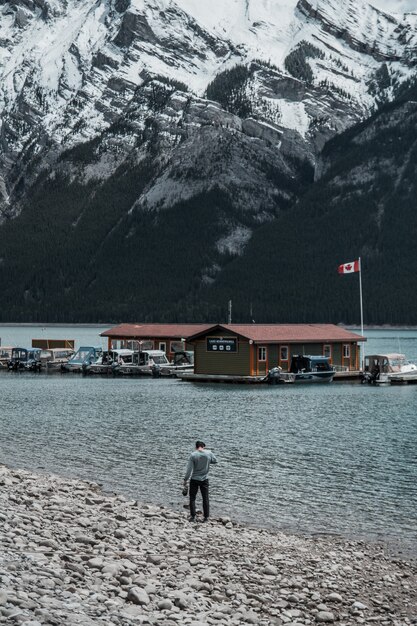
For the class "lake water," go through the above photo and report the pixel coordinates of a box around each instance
[1,325,416,556]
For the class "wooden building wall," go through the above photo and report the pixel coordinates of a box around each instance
[194,330,252,376]
[194,336,361,376]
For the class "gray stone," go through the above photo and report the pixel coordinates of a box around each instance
[172,591,189,609]
[327,592,343,602]
[158,599,173,610]
[352,601,368,610]
[114,529,127,539]
[74,534,97,545]
[147,554,163,565]
[102,563,120,576]
[263,564,278,576]
[316,611,335,623]
[127,586,150,605]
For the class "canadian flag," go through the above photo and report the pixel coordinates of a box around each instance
[338,259,360,274]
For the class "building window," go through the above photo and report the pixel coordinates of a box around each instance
[137,340,154,351]
[280,346,289,361]
[170,340,185,353]
[343,344,350,359]
[323,344,332,359]
[159,342,167,352]
[258,347,267,361]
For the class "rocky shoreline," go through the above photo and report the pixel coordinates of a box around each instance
[0,465,416,626]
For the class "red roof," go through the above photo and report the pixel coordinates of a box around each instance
[187,324,366,343]
[101,323,213,339]
[101,323,365,343]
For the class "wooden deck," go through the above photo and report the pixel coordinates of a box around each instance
[333,370,362,381]
[177,371,362,384]
[177,373,266,384]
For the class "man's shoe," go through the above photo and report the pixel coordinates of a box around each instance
[202,517,209,523]
[188,516,196,522]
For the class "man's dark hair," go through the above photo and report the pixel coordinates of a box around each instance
[196,440,206,448]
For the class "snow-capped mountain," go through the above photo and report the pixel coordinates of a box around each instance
[0,0,416,323]
[1,0,416,163]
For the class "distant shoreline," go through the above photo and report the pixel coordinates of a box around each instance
[0,322,111,328]
[345,325,417,331]
[1,323,417,330]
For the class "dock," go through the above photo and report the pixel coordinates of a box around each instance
[178,371,363,384]
[177,373,266,384]
[333,370,362,381]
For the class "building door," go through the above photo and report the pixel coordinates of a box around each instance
[257,346,268,375]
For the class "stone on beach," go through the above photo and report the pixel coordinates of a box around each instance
[127,586,150,605]
[0,465,415,626]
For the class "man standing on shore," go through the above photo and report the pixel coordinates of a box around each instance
[183,441,217,522]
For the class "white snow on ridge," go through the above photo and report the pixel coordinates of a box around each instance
[278,100,311,137]
[370,0,416,13]
[0,0,416,146]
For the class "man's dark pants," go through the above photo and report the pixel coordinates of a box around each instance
[189,479,209,518]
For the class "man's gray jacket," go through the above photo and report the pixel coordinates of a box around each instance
[184,450,217,482]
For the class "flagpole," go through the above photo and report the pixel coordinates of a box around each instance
[358,256,364,370]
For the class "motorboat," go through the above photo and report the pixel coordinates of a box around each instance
[40,348,75,371]
[86,349,134,375]
[8,347,42,372]
[265,355,335,384]
[154,350,194,377]
[362,354,417,384]
[290,355,335,382]
[115,350,170,376]
[61,346,102,372]
[0,346,13,369]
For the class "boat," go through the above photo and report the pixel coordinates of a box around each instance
[7,347,42,372]
[86,349,135,375]
[0,346,13,369]
[61,346,102,372]
[115,350,171,376]
[362,353,417,384]
[265,355,335,384]
[40,347,75,371]
[154,350,195,377]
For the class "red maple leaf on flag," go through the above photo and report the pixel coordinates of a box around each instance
[345,264,352,271]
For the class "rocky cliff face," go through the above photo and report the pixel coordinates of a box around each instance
[0,0,416,321]
[205,83,417,324]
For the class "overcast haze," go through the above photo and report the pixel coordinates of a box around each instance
[370,0,416,12]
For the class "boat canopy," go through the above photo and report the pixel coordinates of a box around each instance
[290,355,333,374]
[69,346,101,364]
[364,354,407,374]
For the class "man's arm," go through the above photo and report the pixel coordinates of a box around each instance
[184,456,194,483]
[210,452,217,465]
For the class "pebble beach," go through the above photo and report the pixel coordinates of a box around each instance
[0,465,416,626]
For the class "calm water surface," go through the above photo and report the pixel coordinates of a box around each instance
[0,326,416,555]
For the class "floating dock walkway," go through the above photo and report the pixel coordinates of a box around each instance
[178,371,363,384]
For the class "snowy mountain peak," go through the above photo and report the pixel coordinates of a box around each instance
[0,0,416,217]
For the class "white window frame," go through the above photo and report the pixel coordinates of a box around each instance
[258,346,267,362]
[343,344,350,359]
[159,342,167,352]
[280,345,289,361]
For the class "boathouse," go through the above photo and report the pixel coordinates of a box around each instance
[186,324,366,377]
[100,324,212,361]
